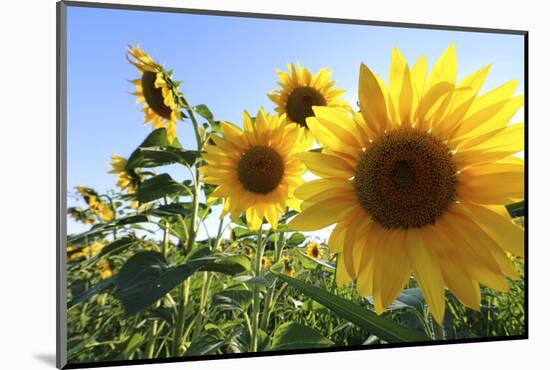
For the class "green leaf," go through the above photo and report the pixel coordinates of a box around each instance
[114,252,199,316]
[212,290,253,311]
[364,288,425,314]
[114,252,251,315]
[506,200,525,218]
[184,331,225,357]
[233,275,271,286]
[128,147,198,170]
[122,333,144,357]
[232,227,255,239]
[137,128,182,148]
[69,276,116,307]
[195,104,214,122]
[135,174,190,203]
[146,202,194,217]
[297,251,335,270]
[98,235,140,258]
[276,273,430,343]
[394,288,425,313]
[271,322,333,350]
[126,128,182,168]
[67,216,150,244]
[199,255,251,275]
[286,232,305,247]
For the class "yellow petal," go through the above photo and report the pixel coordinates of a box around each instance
[457,170,524,205]
[328,222,346,254]
[462,202,524,258]
[359,63,388,136]
[294,178,351,201]
[421,226,481,311]
[296,152,355,179]
[427,44,457,89]
[438,211,509,292]
[288,196,356,231]
[246,207,263,230]
[410,55,428,118]
[398,66,413,127]
[336,254,353,287]
[373,229,410,313]
[406,228,446,324]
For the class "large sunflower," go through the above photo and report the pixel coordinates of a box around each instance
[127,46,182,143]
[268,63,348,142]
[199,109,308,230]
[289,45,524,324]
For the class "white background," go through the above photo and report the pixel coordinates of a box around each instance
[0,0,547,369]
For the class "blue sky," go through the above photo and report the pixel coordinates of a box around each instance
[66,6,525,238]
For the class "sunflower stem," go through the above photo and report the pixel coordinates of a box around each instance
[145,319,158,358]
[250,227,264,352]
[171,280,189,356]
[185,106,202,252]
[431,313,446,340]
[170,105,203,356]
[260,231,278,331]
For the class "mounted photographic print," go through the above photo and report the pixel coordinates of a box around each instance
[57,1,527,368]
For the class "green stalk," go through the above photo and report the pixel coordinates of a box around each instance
[432,314,446,340]
[171,280,190,356]
[147,215,170,357]
[145,320,158,358]
[105,195,117,239]
[161,221,169,257]
[259,231,278,331]
[250,228,264,352]
[170,105,203,356]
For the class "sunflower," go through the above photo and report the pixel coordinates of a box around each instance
[67,241,105,261]
[305,242,323,259]
[67,207,96,225]
[281,257,294,276]
[261,256,272,269]
[199,109,309,230]
[108,155,136,194]
[127,46,182,143]
[268,63,348,143]
[76,186,114,222]
[97,259,113,280]
[289,45,524,324]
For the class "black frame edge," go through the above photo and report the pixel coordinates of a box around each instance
[57,1,68,369]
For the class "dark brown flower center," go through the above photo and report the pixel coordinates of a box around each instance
[310,246,319,258]
[354,128,457,229]
[286,86,327,127]
[238,146,284,194]
[141,71,173,119]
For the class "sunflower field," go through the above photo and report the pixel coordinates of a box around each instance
[66,44,525,364]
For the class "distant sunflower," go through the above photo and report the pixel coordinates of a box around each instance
[289,45,524,324]
[97,259,113,280]
[76,186,114,222]
[199,109,308,230]
[261,256,272,269]
[281,257,294,276]
[305,242,323,259]
[127,46,182,143]
[67,207,96,225]
[108,155,136,194]
[268,63,348,143]
[68,241,105,261]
